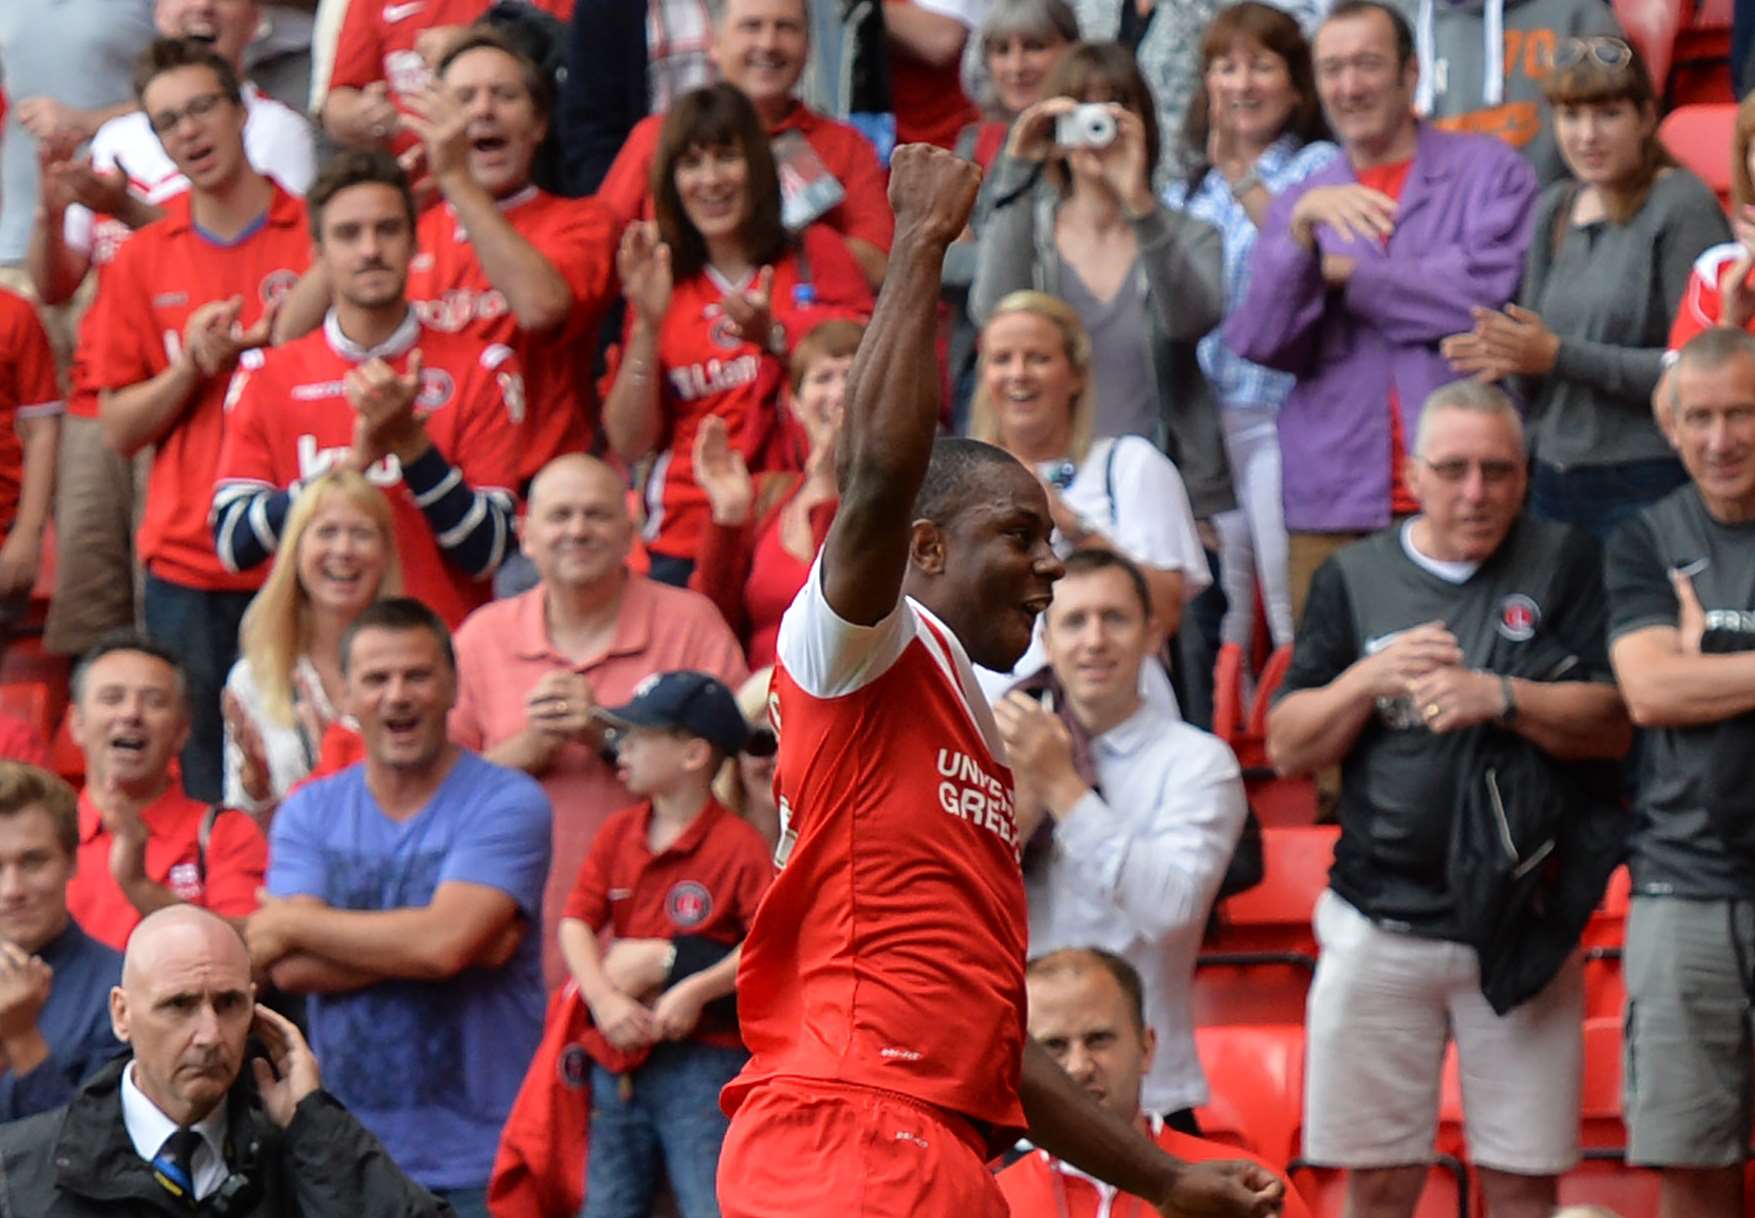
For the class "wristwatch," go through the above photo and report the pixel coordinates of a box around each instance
[1497,674,1519,726]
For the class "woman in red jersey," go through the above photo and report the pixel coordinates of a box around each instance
[602,84,873,589]
[690,318,861,670]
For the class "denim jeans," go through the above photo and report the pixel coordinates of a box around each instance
[581,1040,747,1218]
[141,573,255,804]
[1528,457,1690,544]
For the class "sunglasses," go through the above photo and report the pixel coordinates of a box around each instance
[743,726,778,758]
[1551,37,1633,70]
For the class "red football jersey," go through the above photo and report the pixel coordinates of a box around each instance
[215,310,528,627]
[595,106,894,256]
[635,225,872,561]
[408,186,617,478]
[329,0,572,147]
[0,288,63,540]
[724,558,1030,1142]
[87,187,309,591]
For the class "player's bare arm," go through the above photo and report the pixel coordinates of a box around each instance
[1021,1040,1285,1217]
[820,144,980,626]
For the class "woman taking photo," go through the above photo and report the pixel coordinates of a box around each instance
[691,319,860,670]
[221,469,401,822]
[970,290,1207,709]
[971,41,1233,526]
[1164,1,1334,656]
[603,83,873,588]
[1443,37,1729,540]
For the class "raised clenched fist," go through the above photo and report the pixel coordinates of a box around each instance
[887,143,982,249]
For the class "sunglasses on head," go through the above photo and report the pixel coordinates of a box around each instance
[1551,36,1633,70]
[743,726,778,758]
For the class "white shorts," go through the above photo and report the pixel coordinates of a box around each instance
[1302,890,1583,1174]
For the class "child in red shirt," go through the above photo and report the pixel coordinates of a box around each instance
[557,670,772,1218]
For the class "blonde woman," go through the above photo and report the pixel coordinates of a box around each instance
[969,290,1207,710]
[221,470,401,819]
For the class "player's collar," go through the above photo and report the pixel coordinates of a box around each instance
[323,307,422,363]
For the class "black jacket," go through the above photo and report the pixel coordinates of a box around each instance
[0,1057,453,1218]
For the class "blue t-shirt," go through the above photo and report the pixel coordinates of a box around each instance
[267,752,552,1189]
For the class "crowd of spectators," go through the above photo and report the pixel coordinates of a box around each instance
[0,0,1748,1215]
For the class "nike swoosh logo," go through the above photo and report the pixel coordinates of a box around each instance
[383,1,425,21]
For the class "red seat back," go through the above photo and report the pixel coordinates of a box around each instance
[1194,1024,1306,1166]
[1659,104,1739,207]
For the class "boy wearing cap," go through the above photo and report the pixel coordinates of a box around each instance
[557,670,774,1218]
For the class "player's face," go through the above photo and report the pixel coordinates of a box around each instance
[1406,408,1527,563]
[296,496,391,619]
[524,463,634,589]
[674,143,752,245]
[71,651,190,795]
[1027,968,1154,1123]
[1666,355,1755,517]
[928,462,1064,672]
[985,29,1070,117]
[317,182,414,310]
[443,47,546,197]
[1043,567,1152,716]
[156,0,259,67]
[613,726,703,796]
[110,926,254,1127]
[0,807,73,957]
[143,66,248,194]
[711,0,809,109]
[345,626,457,772]
[789,353,851,452]
[1313,10,1416,154]
[981,311,1083,454]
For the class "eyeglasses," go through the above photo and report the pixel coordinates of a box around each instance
[743,726,777,758]
[148,91,231,135]
[1416,456,1523,486]
[1552,37,1633,70]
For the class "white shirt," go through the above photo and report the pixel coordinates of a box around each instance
[119,1061,230,1202]
[1025,703,1246,1113]
[223,654,344,814]
[64,83,318,257]
[975,436,1210,713]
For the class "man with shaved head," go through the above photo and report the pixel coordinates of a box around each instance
[451,452,747,986]
[0,904,450,1215]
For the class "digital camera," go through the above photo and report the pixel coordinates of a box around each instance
[1054,104,1117,149]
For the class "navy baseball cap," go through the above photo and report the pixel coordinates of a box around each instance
[600,671,749,756]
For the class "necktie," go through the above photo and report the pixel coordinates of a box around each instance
[151,1127,203,1206]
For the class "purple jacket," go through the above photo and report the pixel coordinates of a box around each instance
[1226,124,1538,532]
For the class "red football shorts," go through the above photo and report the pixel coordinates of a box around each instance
[716,1078,1010,1218]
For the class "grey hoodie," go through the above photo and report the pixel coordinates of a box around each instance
[1400,0,1624,185]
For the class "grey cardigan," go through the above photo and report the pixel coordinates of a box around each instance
[1516,168,1731,469]
[970,152,1236,519]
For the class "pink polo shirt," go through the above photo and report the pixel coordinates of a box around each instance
[449,573,748,987]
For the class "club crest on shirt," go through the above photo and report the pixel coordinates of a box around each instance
[260,269,300,306]
[557,1044,589,1089]
[1497,594,1540,642]
[167,860,205,902]
[707,308,743,351]
[666,881,713,928]
[416,367,455,411]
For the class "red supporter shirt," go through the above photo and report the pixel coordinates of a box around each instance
[69,785,268,950]
[996,1115,1312,1218]
[884,1,977,149]
[634,225,872,561]
[1670,240,1754,350]
[329,0,573,147]
[409,187,618,477]
[215,310,527,628]
[67,207,155,422]
[595,105,894,256]
[724,556,1030,1143]
[0,715,52,769]
[87,187,310,591]
[1356,158,1418,518]
[564,796,772,1064]
[0,288,63,540]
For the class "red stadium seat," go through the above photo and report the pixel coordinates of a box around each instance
[1668,0,1735,106]
[51,706,84,786]
[1191,957,1314,1027]
[1211,825,1337,955]
[1194,1024,1306,1165]
[0,683,50,742]
[1660,104,1738,208]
